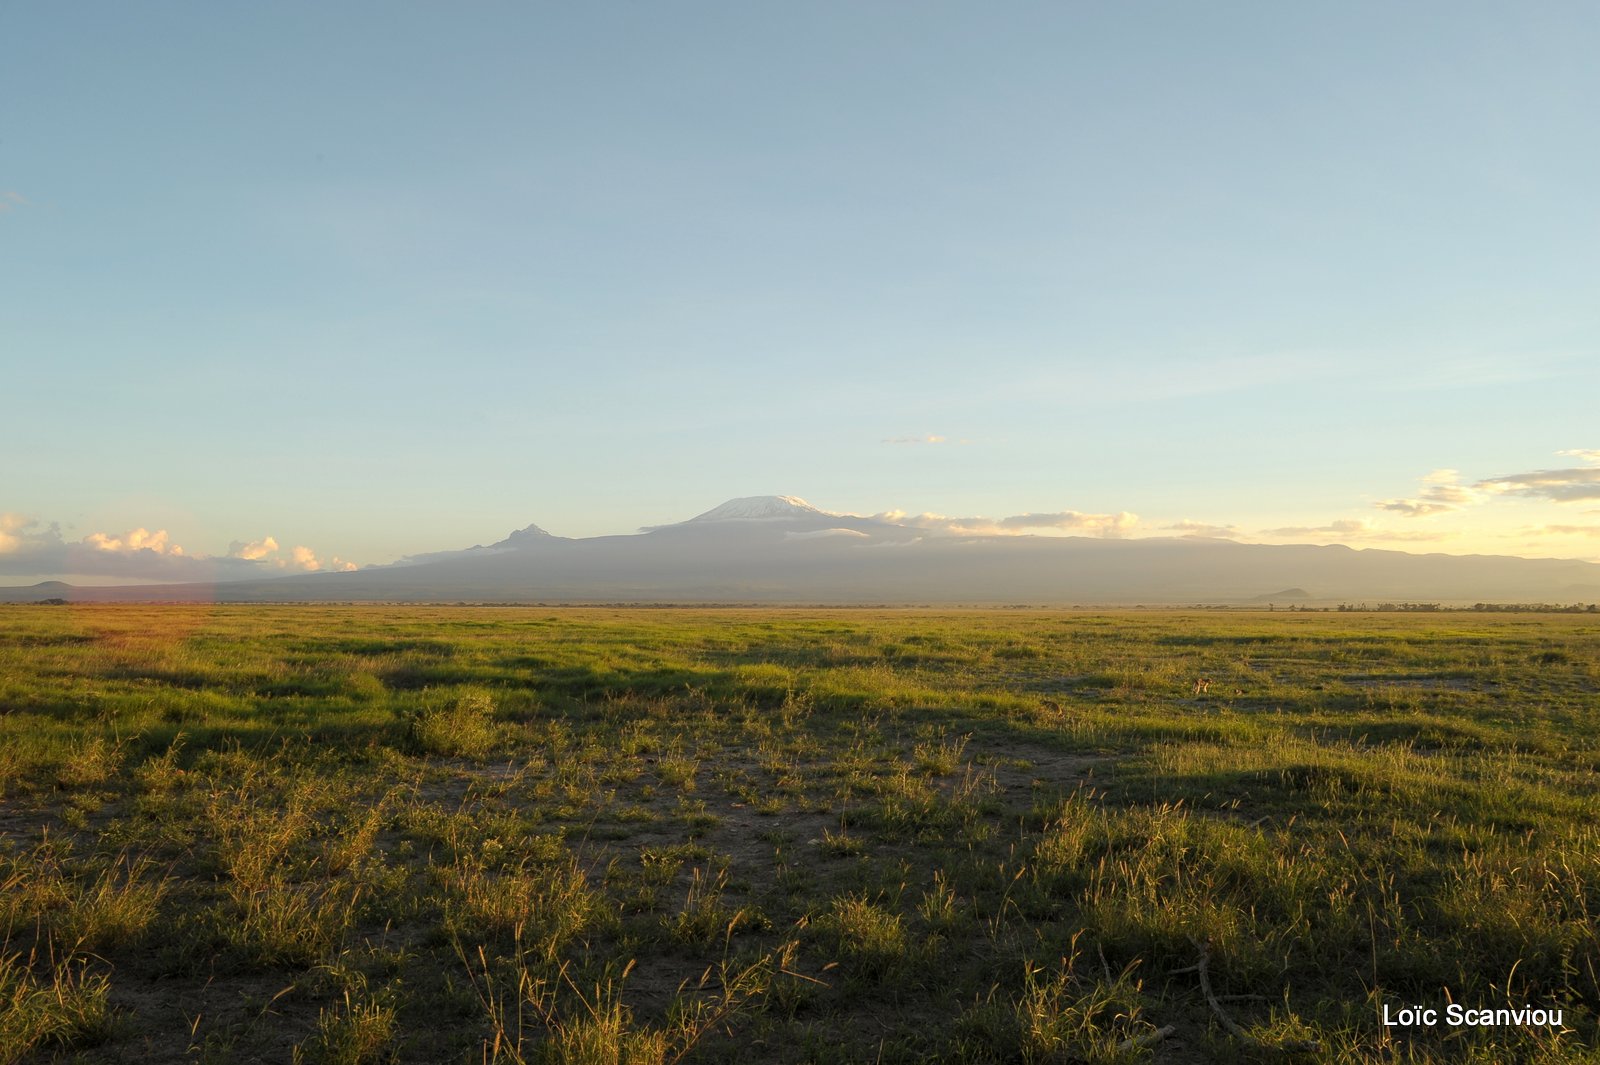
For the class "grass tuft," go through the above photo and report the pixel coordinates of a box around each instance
[400,688,498,758]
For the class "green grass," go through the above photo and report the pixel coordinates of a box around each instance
[0,603,1596,1062]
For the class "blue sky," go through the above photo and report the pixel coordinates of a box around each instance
[4,3,1599,579]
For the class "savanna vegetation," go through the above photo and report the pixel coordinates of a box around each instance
[0,604,1596,1063]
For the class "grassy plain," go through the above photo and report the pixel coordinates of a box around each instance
[0,604,1597,1063]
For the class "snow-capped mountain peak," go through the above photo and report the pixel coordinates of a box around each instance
[683,496,829,522]
[494,523,555,547]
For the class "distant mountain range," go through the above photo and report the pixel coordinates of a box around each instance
[4,496,1599,605]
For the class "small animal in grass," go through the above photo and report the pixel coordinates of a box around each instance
[1232,688,1244,697]
[1192,677,1211,695]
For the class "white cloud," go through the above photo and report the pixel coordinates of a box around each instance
[1475,454,1600,503]
[1163,520,1239,538]
[997,511,1140,537]
[874,511,969,533]
[1523,524,1600,538]
[875,509,1139,538]
[86,527,182,554]
[0,513,41,554]
[1419,483,1478,505]
[228,536,279,560]
[882,434,947,445]
[1264,518,1448,543]
[233,537,357,572]
[0,521,222,580]
[289,545,352,572]
[784,528,872,541]
[1374,468,1483,517]
[1267,519,1376,537]
[872,511,984,533]
[1373,499,1456,517]
[0,513,358,581]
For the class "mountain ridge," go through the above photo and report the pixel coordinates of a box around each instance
[3,496,1598,605]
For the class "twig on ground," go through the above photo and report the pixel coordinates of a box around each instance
[1186,936,1247,1041]
[1116,1024,1175,1052]
[1184,936,1321,1054]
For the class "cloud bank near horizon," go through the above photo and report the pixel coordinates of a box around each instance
[5,448,1599,583]
[1162,520,1241,539]
[0,514,354,581]
[1474,455,1600,503]
[870,509,1140,538]
[1262,518,1451,543]
[1254,450,1600,550]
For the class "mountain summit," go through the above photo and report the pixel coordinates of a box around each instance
[491,523,556,548]
[681,496,828,523]
[639,495,913,542]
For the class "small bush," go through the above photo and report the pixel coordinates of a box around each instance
[913,733,968,776]
[55,737,121,789]
[400,689,497,758]
[957,952,1151,1065]
[58,856,169,952]
[224,878,365,968]
[295,987,398,1065]
[819,895,907,981]
[0,950,111,1064]
[665,868,764,946]
[442,855,610,959]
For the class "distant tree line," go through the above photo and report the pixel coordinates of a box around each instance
[1333,602,1599,613]
[1467,602,1600,613]
[1335,602,1443,612]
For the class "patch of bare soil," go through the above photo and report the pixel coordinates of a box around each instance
[107,970,317,1065]
[979,742,1111,799]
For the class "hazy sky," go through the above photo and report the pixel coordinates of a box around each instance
[4,3,1599,579]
